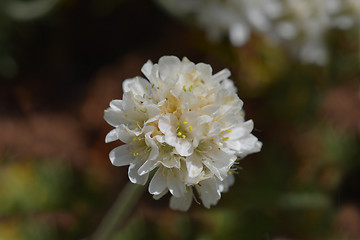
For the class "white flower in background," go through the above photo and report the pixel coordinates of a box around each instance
[156,0,360,65]
[104,56,262,211]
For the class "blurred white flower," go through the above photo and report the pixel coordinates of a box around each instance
[104,56,262,211]
[156,0,360,65]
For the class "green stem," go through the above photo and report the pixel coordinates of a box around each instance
[91,182,144,240]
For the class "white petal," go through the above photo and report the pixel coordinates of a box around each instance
[167,170,186,198]
[200,104,219,117]
[144,104,161,124]
[225,140,241,153]
[138,159,159,176]
[180,111,198,123]
[202,148,236,180]
[141,60,153,79]
[218,174,235,193]
[195,63,212,80]
[239,135,261,151]
[144,129,158,161]
[192,137,200,149]
[122,78,135,92]
[104,108,124,127]
[237,136,262,157]
[105,129,118,143]
[158,56,181,79]
[174,139,193,157]
[186,153,203,178]
[116,125,135,143]
[158,113,176,134]
[160,155,180,169]
[208,121,222,136]
[227,121,253,140]
[255,141,262,152]
[154,135,165,143]
[169,189,193,211]
[180,57,195,73]
[164,133,178,148]
[148,168,167,195]
[121,92,136,109]
[109,99,123,110]
[109,145,133,166]
[198,115,213,125]
[122,77,150,96]
[243,120,254,130]
[153,189,168,200]
[128,163,149,185]
[196,178,221,208]
[221,79,237,92]
[212,68,231,83]
[147,145,159,162]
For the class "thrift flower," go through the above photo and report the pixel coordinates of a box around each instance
[104,56,262,211]
[156,0,360,65]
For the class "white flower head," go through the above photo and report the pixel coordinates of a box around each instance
[104,56,262,211]
[156,0,360,65]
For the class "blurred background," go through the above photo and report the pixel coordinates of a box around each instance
[0,0,359,239]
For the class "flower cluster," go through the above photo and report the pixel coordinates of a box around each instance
[104,56,262,211]
[156,0,360,65]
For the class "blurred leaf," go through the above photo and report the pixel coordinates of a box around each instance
[0,158,72,216]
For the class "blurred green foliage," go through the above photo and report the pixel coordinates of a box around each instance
[0,158,70,214]
[0,158,69,239]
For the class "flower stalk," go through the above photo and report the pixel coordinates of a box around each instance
[91,182,144,240]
